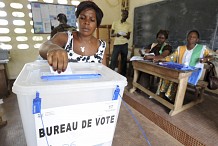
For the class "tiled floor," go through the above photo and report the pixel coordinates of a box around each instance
[123,82,218,146]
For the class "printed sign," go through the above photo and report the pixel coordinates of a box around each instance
[34,100,120,146]
[31,2,76,34]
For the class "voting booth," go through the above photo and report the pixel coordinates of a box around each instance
[12,61,127,146]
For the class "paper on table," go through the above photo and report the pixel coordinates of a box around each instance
[144,53,155,56]
[130,56,144,61]
[118,31,126,36]
[50,64,72,75]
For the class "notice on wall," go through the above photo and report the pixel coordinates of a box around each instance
[31,2,76,34]
[34,100,120,146]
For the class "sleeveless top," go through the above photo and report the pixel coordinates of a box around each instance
[148,42,172,55]
[64,31,106,63]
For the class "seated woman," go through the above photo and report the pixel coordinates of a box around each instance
[156,30,213,102]
[138,30,173,89]
[140,30,173,61]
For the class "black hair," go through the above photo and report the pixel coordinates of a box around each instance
[57,13,67,23]
[156,30,169,39]
[75,1,103,27]
[187,30,200,38]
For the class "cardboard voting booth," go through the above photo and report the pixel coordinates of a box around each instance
[12,61,127,146]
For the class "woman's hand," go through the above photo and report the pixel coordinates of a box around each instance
[144,55,154,60]
[139,49,144,56]
[39,32,69,73]
[47,48,68,73]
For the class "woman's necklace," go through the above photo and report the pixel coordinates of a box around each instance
[80,46,85,53]
[78,32,92,56]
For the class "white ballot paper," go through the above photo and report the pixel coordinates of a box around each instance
[50,64,72,75]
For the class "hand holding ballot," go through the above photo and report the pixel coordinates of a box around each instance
[46,46,68,73]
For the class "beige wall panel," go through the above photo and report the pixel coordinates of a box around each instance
[6,49,39,79]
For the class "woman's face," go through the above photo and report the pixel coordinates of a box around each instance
[78,8,97,36]
[157,34,166,44]
[187,32,199,45]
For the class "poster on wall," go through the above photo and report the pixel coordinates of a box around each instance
[30,2,76,34]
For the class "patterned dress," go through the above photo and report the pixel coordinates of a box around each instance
[156,44,210,101]
[64,31,106,63]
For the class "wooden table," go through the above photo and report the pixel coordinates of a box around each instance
[129,60,202,116]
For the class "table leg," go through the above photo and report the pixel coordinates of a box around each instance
[129,69,139,93]
[169,77,188,116]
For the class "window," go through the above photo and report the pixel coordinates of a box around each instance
[0,28,9,33]
[12,12,25,18]
[16,36,28,41]
[17,44,29,49]
[43,0,54,3]
[0,2,5,8]
[14,28,26,33]
[13,20,25,26]
[32,36,43,41]
[34,43,41,49]
[71,1,80,6]
[0,43,12,50]
[58,0,67,4]
[0,36,11,42]
[0,11,7,17]
[10,3,23,9]
[0,0,73,51]
[0,19,8,25]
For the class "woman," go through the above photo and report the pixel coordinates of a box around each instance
[157,30,213,102]
[138,30,173,89]
[39,1,106,73]
[139,30,173,61]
